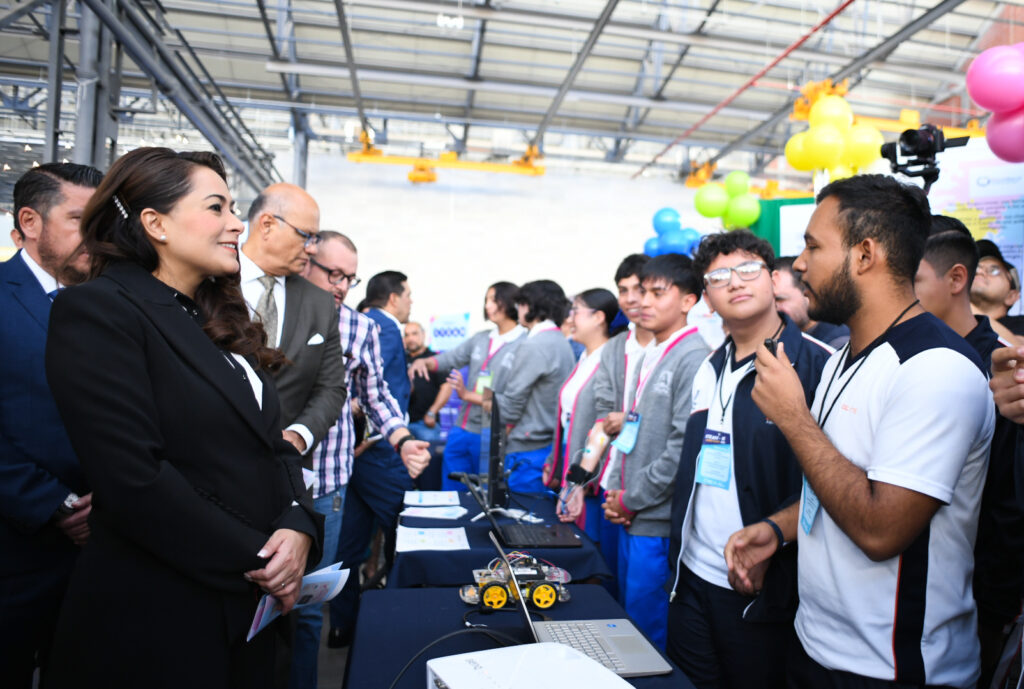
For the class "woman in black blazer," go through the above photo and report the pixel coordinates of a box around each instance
[44,148,323,688]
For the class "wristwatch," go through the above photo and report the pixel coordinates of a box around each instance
[425,411,436,418]
[56,492,80,516]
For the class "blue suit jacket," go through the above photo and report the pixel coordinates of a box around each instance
[363,309,409,462]
[0,251,86,574]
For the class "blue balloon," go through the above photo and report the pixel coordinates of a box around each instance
[652,207,681,236]
[643,236,661,257]
[659,228,689,255]
[680,227,702,256]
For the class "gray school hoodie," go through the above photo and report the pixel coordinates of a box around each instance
[434,329,526,434]
[604,329,709,538]
[494,328,577,453]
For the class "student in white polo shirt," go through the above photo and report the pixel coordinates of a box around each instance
[667,231,833,689]
[726,174,994,689]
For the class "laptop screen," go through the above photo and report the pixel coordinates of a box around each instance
[487,531,539,642]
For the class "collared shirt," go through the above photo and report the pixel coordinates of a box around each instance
[310,303,406,498]
[560,343,605,431]
[490,324,527,355]
[378,307,403,334]
[636,324,696,395]
[20,250,59,294]
[528,319,558,337]
[237,248,310,449]
[238,248,285,348]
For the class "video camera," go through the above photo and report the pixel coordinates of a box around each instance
[881,124,969,193]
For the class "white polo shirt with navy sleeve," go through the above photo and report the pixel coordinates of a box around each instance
[796,313,994,688]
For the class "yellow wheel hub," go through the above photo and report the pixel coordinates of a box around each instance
[481,583,508,609]
[531,583,557,609]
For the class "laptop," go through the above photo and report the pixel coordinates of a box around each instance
[487,531,673,678]
[464,472,582,548]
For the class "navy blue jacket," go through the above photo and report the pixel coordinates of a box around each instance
[669,313,832,620]
[362,308,409,462]
[0,251,87,575]
[965,316,1024,625]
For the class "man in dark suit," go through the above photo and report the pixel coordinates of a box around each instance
[241,184,345,459]
[0,162,101,688]
[328,270,423,644]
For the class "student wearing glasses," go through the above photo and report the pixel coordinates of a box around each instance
[667,231,832,689]
[241,184,345,457]
[601,254,710,649]
[971,239,1024,341]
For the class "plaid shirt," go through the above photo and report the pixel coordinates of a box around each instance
[311,304,405,498]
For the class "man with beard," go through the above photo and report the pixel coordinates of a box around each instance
[1,163,101,687]
[774,256,850,349]
[725,175,994,688]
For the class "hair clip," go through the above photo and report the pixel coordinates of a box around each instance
[112,195,130,220]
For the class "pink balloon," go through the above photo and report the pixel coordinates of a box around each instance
[986,106,1024,163]
[967,46,1024,113]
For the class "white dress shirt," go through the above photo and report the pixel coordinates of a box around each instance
[238,248,285,348]
[20,250,59,294]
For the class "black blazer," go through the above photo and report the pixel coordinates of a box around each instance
[44,262,323,688]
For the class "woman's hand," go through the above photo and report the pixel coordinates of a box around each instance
[447,369,467,399]
[246,528,313,613]
[558,485,584,522]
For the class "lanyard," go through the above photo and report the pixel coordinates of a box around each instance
[480,337,502,373]
[630,326,698,410]
[714,319,785,423]
[815,300,919,430]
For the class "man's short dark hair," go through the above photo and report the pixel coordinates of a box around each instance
[13,162,102,237]
[692,230,775,279]
[489,281,519,321]
[639,253,701,297]
[364,270,408,309]
[924,230,980,287]
[816,174,931,283]
[516,280,569,324]
[615,254,650,284]
[923,216,979,286]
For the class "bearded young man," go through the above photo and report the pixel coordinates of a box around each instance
[725,175,994,689]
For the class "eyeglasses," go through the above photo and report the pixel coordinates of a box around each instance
[703,260,767,289]
[273,214,321,248]
[978,264,1007,278]
[309,257,360,287]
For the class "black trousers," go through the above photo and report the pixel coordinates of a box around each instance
[667,565,792,689]
[787,638,958,689]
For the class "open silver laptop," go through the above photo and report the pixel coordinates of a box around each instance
[487,531,673,678]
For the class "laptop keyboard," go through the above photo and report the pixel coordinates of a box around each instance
[500,523,574,547]
[543,622,625,673]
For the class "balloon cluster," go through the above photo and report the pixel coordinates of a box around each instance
[784,95,884,178]
[693,171,761,229]
[966,44,1024,163]
[644,208,702,257]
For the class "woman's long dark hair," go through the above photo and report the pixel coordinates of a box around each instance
[76,147,286,371]
[576,288,625,338]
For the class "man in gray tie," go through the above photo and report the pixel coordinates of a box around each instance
[240,183,345,458]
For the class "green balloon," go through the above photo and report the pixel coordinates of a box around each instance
[724,193,761,229]
[695,184,729,218]
[724,171,751,198]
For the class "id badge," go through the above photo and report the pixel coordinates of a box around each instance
[475,371,493,394]
[611,412,641,454]
[800,475,820,534]
[695,430,732,490]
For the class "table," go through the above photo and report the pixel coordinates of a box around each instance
[389,492,612,587]
[344,585,692,689]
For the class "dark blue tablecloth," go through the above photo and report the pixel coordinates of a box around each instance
[344,584,693,689]
[390,491,612,587]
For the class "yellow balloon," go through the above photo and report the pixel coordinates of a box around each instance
[809,95,853,131]
[784,131,815,172]
[805,124,846,170]
[844,124,884,169]
[829,165,853,180]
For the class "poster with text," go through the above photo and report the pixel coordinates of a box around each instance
[430,313,471,352]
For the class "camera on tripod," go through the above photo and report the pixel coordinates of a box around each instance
[881,124,969,193]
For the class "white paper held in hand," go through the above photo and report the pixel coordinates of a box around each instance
[247,562,350,641]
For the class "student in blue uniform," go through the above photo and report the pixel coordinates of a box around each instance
[495,280,577,494]
[602,254,710,649]
[409,282,525,489]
